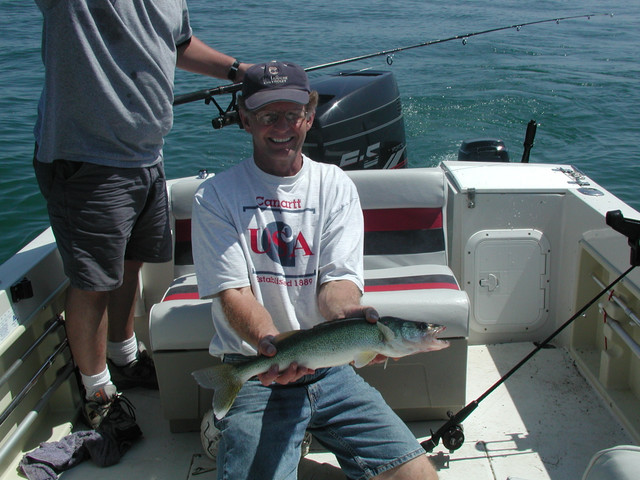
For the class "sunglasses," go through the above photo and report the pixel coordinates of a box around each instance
[252,109,308,126]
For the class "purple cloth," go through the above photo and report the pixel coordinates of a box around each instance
[18,429,125,480]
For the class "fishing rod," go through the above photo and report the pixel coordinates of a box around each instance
[173,12,613,116]
[305,13,612,72]
[421,209,640,454]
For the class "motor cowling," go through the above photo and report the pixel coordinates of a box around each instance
[458,138,510,162]
[304,71,407,170]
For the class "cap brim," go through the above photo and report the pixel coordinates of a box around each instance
[244,89,310,111]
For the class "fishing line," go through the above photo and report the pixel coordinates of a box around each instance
[173,13,613,107]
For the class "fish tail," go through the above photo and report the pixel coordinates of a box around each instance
[192,364,243,419]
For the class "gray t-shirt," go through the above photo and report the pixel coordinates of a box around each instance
[34,0,192,167]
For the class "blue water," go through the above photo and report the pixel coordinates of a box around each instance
[1,1,639,264]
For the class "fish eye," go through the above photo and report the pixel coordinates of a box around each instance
[418,322,429,331]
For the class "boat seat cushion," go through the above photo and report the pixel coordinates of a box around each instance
[363,265,468,338]
[150,263,468,352]
[150,274,211,351]
[582,445,640,480]
[170,177,206,220]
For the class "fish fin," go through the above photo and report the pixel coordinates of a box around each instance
[376,321,396,342]
[192,364,242,419]
[353,351,378,368]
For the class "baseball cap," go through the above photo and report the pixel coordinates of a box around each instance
[242,61,310,111]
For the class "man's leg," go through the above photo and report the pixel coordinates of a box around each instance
[65,286,109,376]
[374,455,438,480]
[65,286,137,435]
[215,369,311,480]
[309,366,436,479]
[107,260,142,343]
[106,259,158,389]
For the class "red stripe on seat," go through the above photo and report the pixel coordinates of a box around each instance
[365,282,459,292]
[364,208,442,232]
[164,292,200,301]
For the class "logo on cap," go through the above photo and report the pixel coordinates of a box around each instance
[242,61,310,110]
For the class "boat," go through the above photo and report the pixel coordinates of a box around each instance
[1,70,639,480]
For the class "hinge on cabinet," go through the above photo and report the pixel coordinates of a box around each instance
[467,188,476,209]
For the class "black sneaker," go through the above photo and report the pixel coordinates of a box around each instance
[83,386,142,444]
[96,393,143,447]
[83,384,118,430]
[108,342,159,390]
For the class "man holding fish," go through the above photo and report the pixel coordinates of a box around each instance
[192,60,443,480]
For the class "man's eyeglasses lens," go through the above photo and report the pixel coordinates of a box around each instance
[254,110,307,126]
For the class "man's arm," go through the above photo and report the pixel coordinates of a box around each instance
[219,286,278,350]
[176,35,250,80]
[219,286,314,385]
[318,279,379,323]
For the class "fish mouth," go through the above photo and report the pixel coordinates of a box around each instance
[433,338,450,349]
[418,323,449,350]
[419,322,445,336]
[431,324,446,335]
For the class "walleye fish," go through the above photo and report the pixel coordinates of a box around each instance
[192,316,449,419]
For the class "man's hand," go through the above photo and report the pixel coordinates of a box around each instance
[256,335,315,386]
[363,306,380,324]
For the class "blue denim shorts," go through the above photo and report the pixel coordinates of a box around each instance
[214,362,425,480]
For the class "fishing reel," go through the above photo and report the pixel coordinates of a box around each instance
[441,420,465,451]
[205,91,242,130]
[421,403,476,453]
[211,110,241,129]
[173,82,244,130]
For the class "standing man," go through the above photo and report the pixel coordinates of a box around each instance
[192,61,438,480]
[33,0,250,443]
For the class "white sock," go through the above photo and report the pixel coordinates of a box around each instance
[107,334,138,367]
[81,367,113,399]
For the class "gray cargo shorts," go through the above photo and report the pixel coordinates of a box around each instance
[34,158,172,291]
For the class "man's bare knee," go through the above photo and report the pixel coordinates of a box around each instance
[373,454,438,480]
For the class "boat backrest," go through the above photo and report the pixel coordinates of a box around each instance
[348,168,448,269]
[169,176,207,277]
[166,167,449,277]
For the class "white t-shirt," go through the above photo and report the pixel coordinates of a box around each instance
[192,156,364,357]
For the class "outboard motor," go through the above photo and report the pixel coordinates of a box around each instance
[458,138,510,162]
[304,71,407,170]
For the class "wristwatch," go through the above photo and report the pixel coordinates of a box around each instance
[227,60,240,81]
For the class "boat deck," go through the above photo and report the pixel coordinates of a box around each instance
[40,343,633,479]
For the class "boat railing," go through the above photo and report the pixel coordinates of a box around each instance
[0,313,75,469]
[0,245,77,475]
[592,274,640,358]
